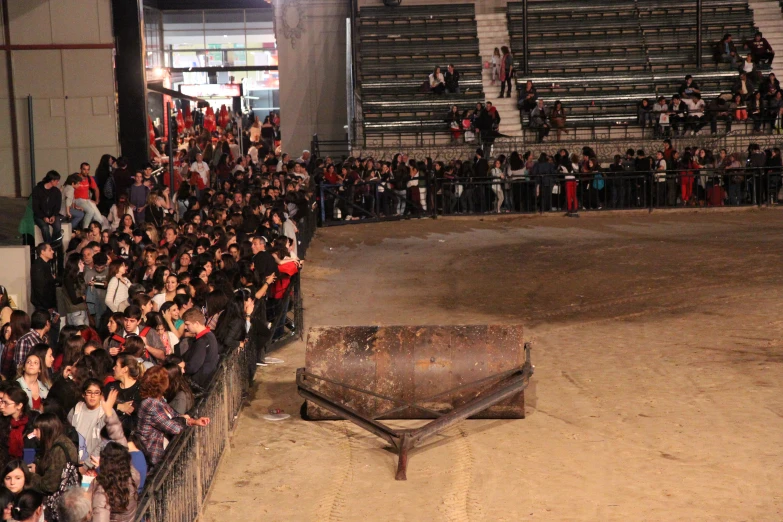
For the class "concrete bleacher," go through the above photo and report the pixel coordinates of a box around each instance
[509,0,764,138]
[357,4,485,137]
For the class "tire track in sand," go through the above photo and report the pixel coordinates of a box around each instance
[313,422,355,522]
[439,427,484,522]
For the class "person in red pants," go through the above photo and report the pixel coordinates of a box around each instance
[680,151,696,205]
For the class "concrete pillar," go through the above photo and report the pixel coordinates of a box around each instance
[276,0,349,155]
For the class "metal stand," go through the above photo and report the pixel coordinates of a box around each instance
[297,343,534,480]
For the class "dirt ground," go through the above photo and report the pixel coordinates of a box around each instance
[203,209,783,522]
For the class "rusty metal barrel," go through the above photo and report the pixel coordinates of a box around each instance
[302,325,527,421]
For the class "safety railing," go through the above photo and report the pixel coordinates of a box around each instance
[317,167,781,224]
[133,211,315,522]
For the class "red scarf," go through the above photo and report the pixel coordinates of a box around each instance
[8,416,28,459]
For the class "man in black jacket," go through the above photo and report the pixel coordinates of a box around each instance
[445,64,460,94]
[31,171,62,244]
[31,243,56,312]
[30,243,59,345]
[181,308,219,389]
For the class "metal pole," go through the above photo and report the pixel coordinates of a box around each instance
[27,95,35,195]
[522,0,529,75]
[696,0,702,68]
[167,102,174,194]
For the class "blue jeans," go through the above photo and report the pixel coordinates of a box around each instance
[74,199,100,229]
[33,215,61,243]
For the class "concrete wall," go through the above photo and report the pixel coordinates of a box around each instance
[0,0,120,197]
[275,0,349,155]
[0,246,31,313]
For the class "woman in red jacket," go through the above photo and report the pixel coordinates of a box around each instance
[267,239,300,339]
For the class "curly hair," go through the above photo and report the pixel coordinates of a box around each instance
[138,365,169,399]
[96,441,135,512]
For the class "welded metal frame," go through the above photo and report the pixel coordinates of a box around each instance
[297,343,534,480]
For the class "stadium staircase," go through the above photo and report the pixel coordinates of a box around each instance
[476,12,524,137]
[748,0,783,75]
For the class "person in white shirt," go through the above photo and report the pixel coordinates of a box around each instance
[654,151,667,207]
[232,156,246,175]
[684,93,706,134]
[429,66,446,94]
[248,143,259,165]
[191,153,210,188]
[277,153,289,173]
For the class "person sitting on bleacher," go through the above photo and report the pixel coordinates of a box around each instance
[669,95,688,137]
[683,93,707,135]
[732,72,752,101]
[760,73,781,101]
[549,101,568,141]
[730,93,748,123]
[31,171,63,245]
[638,98,653,131]
[429,67,446,95]
[518,80,538,113]
[767,90,783,134]
[677,75,701,100]
[740,54,761,87]
[529,99,549,143]
[653,96,670,138]
[445,64,460,94]
[716,34,739,68]
[747,32,774,67]
[708,95,733,135]
[748,91,765,133]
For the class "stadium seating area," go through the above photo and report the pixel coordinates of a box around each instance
[353,0,776,143]
[509,0,764,135]
[357,4,485,137]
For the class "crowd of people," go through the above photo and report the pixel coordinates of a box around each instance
[16,110,314,520]
[511,32,780,142]
[318,142,782,220]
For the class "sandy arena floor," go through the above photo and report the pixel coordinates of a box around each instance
[203,209,783,522]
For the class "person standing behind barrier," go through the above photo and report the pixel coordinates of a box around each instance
[393,162,409,216]
[498,46,514,99]
[654,151,667,207]
[532,153,556,212]
[490,159,505,213]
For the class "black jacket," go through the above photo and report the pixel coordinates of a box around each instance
[215,315,245,355]
[474,158,489,178]
[31,258,56,310]
[31,183,62,219]
[252,251,278,281]
[445,69,460,90]
[183,329,220,389]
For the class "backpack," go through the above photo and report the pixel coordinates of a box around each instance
[42,442,81,522]
[103,173,116,200]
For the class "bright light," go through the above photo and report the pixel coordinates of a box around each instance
[223,35,227,38]
[152,67,164,76]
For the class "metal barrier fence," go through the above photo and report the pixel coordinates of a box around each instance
[133,211,315,522]
[318,167,781,224]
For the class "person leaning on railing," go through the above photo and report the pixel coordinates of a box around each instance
[136,366,209,468]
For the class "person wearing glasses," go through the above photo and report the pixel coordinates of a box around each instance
[67,378,106,472]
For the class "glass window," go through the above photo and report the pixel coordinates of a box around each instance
[162,11,205,49]
[246,9,275,49]
[204,10,245,49]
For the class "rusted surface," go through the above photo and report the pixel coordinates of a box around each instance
[304,325,526,420]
